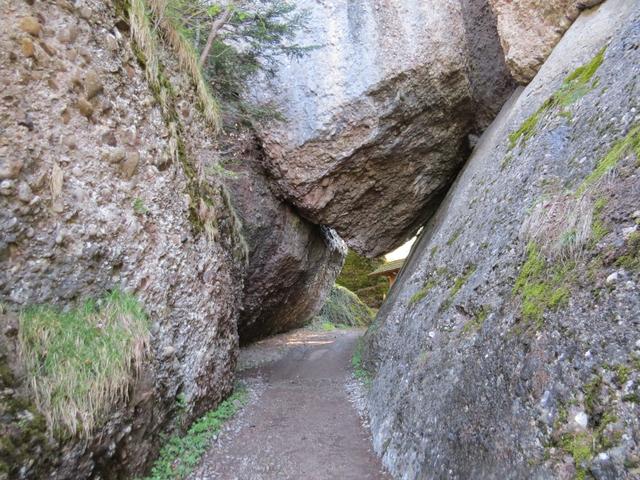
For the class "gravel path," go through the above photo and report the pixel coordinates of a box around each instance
[189,328,390,480]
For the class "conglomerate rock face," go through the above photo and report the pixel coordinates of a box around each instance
[249,0,516,257]
[364,1,640,478]
[0,0,349,475]
[222,132,346,343]
[0,1,244,477]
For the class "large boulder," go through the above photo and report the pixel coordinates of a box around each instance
[249,0,515,257]
[0,1,244,477]
[364,1,640,478]
[222,132,346,343]
[488,0,605,84]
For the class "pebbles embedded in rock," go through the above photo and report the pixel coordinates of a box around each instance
[84,69,103,99]
[19,16,41,36]
[21,38,35,58]
[121,152,140,178]
[76,98,94,118]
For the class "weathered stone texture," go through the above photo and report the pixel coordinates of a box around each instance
[0,1,242,477]
[364,1,640,478]
[249,0,515,257]
[222,132,346,343]
[488,0,607,84]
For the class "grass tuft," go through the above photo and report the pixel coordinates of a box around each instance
[351,339,372,388]
[147,0,222,131]
[142,388,247,480]
[18,289,149,438]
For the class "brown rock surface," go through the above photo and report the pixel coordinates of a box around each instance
[488,0,606,84]
[0,1,243,478]
[249,0,515,257]
[223,132,346,343]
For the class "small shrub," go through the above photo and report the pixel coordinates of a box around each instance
[143,388,247,480]
[18,289,149,438]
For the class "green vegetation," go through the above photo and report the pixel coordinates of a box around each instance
[591,197,609,243]
[351,340,372,388]
[18,289,149,438]
[614,231,640,271]
[559,432,593,480]
[133,198,148,214]
[509,47,607,150]
[158,0,312,120]
[125,0,249,262]
[614,364,631,386]
[512,243,572,328]
[440,264,476,312]
[310,285,374,328]
[577,124,640,195]
[142,388,247,480]
[446,228,463,247]
[409,278,437,305]
[336,250,388,309]
[462,306,490,334]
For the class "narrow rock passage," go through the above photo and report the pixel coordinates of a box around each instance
[189,329,390,480]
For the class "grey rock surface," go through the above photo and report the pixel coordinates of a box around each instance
[364,1,640,478]
[0,1,243,478]
[222,132,346,343]
[249,0,515,257]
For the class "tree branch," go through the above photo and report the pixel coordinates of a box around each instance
[198,5,234,68]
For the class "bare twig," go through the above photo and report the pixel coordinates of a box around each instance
[198,4,234,67]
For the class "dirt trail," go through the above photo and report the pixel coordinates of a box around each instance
[189,328,390,480]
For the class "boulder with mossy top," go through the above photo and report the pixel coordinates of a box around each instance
[311,285,374,329]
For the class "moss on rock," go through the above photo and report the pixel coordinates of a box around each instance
[311,285,374,328]
[336,250,388,309]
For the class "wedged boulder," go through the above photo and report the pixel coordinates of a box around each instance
[488,0,606,84]
[364,1,640,478]
[249,0,515,257]
[222,132,346,343]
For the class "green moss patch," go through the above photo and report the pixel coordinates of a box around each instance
[18,290,149,438]
[513,243,573,328]
[509,47,607,150]
[311,285,374,328]
[409,278,437,306]
[614,231,640,272]
[142,388,247,480]
[336,250,388,309]
[559,432,593,480]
